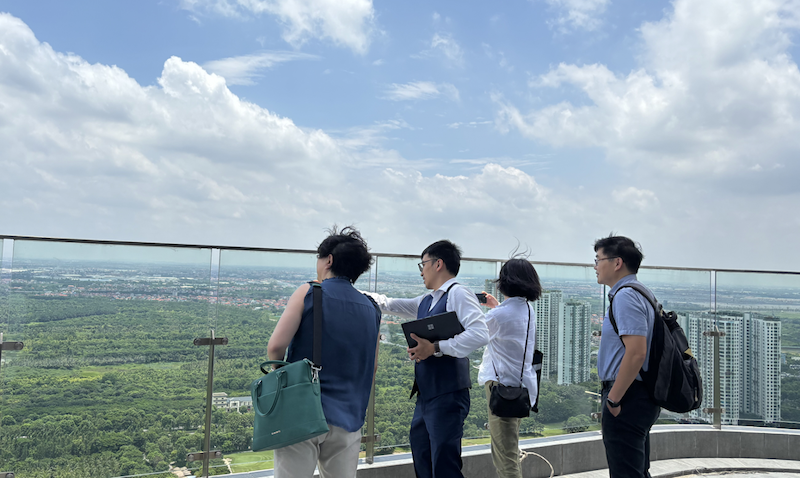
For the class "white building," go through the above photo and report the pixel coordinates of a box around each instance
[684,312,780,424]
[534,290,592,385]
[559,301,592,384]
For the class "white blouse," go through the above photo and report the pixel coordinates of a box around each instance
[477,296,538,406]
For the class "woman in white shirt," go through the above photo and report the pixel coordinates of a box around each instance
[478,258,542,478]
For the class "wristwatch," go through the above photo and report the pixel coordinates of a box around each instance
[606,397,621,408]
[433,341,443,358]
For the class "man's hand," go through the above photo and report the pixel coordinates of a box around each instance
[408,333,435,362]
[485,292,499,309]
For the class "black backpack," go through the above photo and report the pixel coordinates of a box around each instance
[608,283,703,413]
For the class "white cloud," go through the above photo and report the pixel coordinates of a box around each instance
[447,120,493,129]
[202,51,318,85]
[413,33,464,68]
[612,187,660,212]
[382,81,460,102]
[497,0,800,185]
[541,0,609,32]
[3,11,800,271]
[180,0,377,54]
[0,13,591,262]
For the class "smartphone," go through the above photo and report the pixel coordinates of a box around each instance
[475,292,488,304]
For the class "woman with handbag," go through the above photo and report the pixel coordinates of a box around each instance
[266,226,381,478]
[477,258,542,478]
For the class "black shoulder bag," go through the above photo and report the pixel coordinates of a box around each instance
[489,305,532,418]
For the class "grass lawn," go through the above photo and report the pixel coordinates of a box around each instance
[227,450,275,473]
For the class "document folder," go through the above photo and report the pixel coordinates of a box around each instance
[401,311,464,347]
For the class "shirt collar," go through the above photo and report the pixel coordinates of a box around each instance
[433,277,458,296]
[608,274,638,300]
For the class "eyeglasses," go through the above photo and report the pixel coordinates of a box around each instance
[594,257,618,266]
[418,258,437,272]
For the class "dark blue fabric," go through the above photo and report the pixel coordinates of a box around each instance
[410,389,469,478]
[601,380,660,478]
[413,290,471,400]
[410,285,472,478]
[287,277,381,432]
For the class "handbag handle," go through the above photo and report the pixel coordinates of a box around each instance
[253,368,287,417]
[260,360,290,374]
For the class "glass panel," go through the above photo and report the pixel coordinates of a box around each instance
[524,263,604,436]
[372,255,427,455]
[635,267,713,425]
[214,249,317,474]
[0,240,214,478]
[715,271,800,427]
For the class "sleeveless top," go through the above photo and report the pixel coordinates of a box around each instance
[411,284,472,400]
[287,277,381,432]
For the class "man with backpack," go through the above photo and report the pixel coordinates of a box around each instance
[594,235,661,478]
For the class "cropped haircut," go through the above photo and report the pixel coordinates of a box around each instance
[496,258,542,301]
[593,234,644,273]
[317,226,373,283]
[421,240,462,276]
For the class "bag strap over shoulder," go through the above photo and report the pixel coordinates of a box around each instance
[493,302,531,387]
[608,283,659,343]
[310,281,323,369]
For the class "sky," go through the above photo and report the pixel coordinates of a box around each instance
[1,0,799,272]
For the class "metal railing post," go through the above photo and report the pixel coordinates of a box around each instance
[703,326,725,429]
[189,330,227,476]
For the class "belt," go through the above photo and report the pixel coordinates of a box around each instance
[601,380,615,390]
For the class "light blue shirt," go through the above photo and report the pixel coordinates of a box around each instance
[597,274,655,382]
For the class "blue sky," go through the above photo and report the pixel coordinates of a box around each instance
[2,0,800,271]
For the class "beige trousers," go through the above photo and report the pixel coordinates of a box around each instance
[273,424,362,478]
[485,381,523,478]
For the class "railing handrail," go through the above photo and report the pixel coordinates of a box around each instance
[2,234,799,276]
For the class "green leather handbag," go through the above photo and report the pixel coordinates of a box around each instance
[251,282,329,451]
[251,358,328,451]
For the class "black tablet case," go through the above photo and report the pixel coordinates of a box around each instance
[401,311,464,347]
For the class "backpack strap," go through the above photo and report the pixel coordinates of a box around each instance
[607,283,659,343]
[310,281,323,369]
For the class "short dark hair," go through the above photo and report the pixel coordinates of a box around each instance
[593,234,644,273]
[496,258,542,301]
[317,225,373,283]
[421,240,462,276]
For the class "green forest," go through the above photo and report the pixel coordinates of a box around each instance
[1,293,799,477]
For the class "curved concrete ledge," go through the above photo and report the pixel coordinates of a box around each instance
[356,425,800,478]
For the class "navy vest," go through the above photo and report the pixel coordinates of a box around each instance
[287,278,381,432]
[411,283,472,400]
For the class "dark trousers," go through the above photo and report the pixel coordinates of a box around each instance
[601,380,660,478]
[410,389,470,478]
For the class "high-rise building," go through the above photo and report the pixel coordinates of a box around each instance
[684,313,780,424]
[534,290,563,380]
[741,313,781,423]
[559,301,592,384]
[533,290,592,385]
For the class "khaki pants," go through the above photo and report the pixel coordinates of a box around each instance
[273,424,362,478]
[485,381,523,478]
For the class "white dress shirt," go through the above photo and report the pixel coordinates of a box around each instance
[364,278,488,358]
[477,296,538,406]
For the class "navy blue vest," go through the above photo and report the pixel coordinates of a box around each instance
[287,278,381,432]
[411,283,472,400]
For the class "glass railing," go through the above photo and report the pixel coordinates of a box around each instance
[0,235,798,477]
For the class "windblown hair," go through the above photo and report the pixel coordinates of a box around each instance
[317,225,373,283]
[496,258,542,301]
